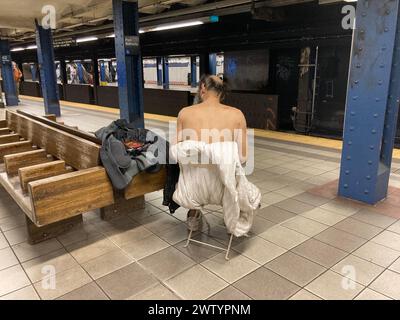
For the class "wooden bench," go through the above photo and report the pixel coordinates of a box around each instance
[0,110,166,244]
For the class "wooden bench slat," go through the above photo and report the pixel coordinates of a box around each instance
[0,128,12,136]
[0,141,33,162]
[6,111,100,169]
[0,134,21,145]
[16,110,101,144]
[124,168,167,200]
[19,160,73,193]
[29,166,114,226]
[4,149,53,175]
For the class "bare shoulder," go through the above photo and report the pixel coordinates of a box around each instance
[221,104,245,119]
[177,106,193,119]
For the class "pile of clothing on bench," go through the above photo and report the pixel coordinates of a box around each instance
[95,119,167,190]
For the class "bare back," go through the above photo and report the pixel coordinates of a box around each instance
[177,102,248,162]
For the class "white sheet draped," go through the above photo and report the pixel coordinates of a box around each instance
[171,140,261,237]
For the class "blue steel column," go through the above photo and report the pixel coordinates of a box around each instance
[199,53,209,76]
[339,0,400,204]
[209,53,217,75]
[0,75,4,107]
[156,57,163,86]
[35,21,60,116]
[190,56,197,87]
[112,0,144,127]
[0,40,18,106]
[162,57,169,89]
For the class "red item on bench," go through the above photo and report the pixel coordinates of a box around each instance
[123,140,144,149]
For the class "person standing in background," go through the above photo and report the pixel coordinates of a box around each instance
[12,62,22,102]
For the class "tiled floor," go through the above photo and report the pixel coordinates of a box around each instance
[1,101,400,300]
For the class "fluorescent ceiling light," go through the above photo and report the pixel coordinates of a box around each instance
[96,19,207,40]
[76,36,98,43]
[150,21,204,32]
[26,45,37,50]
[107,30,143,37]
[11,47,24,52]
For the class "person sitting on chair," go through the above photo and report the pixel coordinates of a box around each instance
[175,74,249,231]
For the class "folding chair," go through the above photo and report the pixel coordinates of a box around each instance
[184,210,234,260]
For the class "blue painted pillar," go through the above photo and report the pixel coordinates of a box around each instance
[35,21,60,116]
[339,0,400,204]
[209,53,217,75]
[156,57,163,86]
[92,55,99,105]
[0,74,4,107]
[199,53,209,76]
[0,82,3,108]
[0,40,18,106]
[112,0,144,127]
[59,59,67,99]
[162,57,169,90]
[190,56,197,87]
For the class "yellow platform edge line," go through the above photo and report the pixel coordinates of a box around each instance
[19,95,400,159]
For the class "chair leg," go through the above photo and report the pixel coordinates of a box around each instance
[225,233,234,260]
[184,210,200,248]
[184,229,194,248]
[184,211,235,260]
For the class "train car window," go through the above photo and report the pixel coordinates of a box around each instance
[66,60,94,85]
[55,61,62,84]
[98,58,117,86]
[143,58,157,86]
[22,63,39,82]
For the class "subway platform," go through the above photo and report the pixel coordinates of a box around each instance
[0,97,400,300]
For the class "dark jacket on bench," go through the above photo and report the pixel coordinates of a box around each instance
[96,119,181,214]
[95,119,166,190]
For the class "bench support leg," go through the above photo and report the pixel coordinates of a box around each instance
[26,214,83,244]
[100,193,145,221]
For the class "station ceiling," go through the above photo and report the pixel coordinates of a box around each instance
[0,0,345,43]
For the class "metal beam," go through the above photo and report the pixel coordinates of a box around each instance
[190,56,198,87]
[209,53,217,75]
[113,0,144,127]
[35,21,61,116]
[156,57,163,86]
[0,76,4,107]
[162,57,169,90]
[199,52,209,76]
[339,0,400,204]
[59,58,68,99]
[0,40,18,106]
[92,54,99,105]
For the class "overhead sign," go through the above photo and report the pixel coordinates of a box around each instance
[53,38,77,48]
